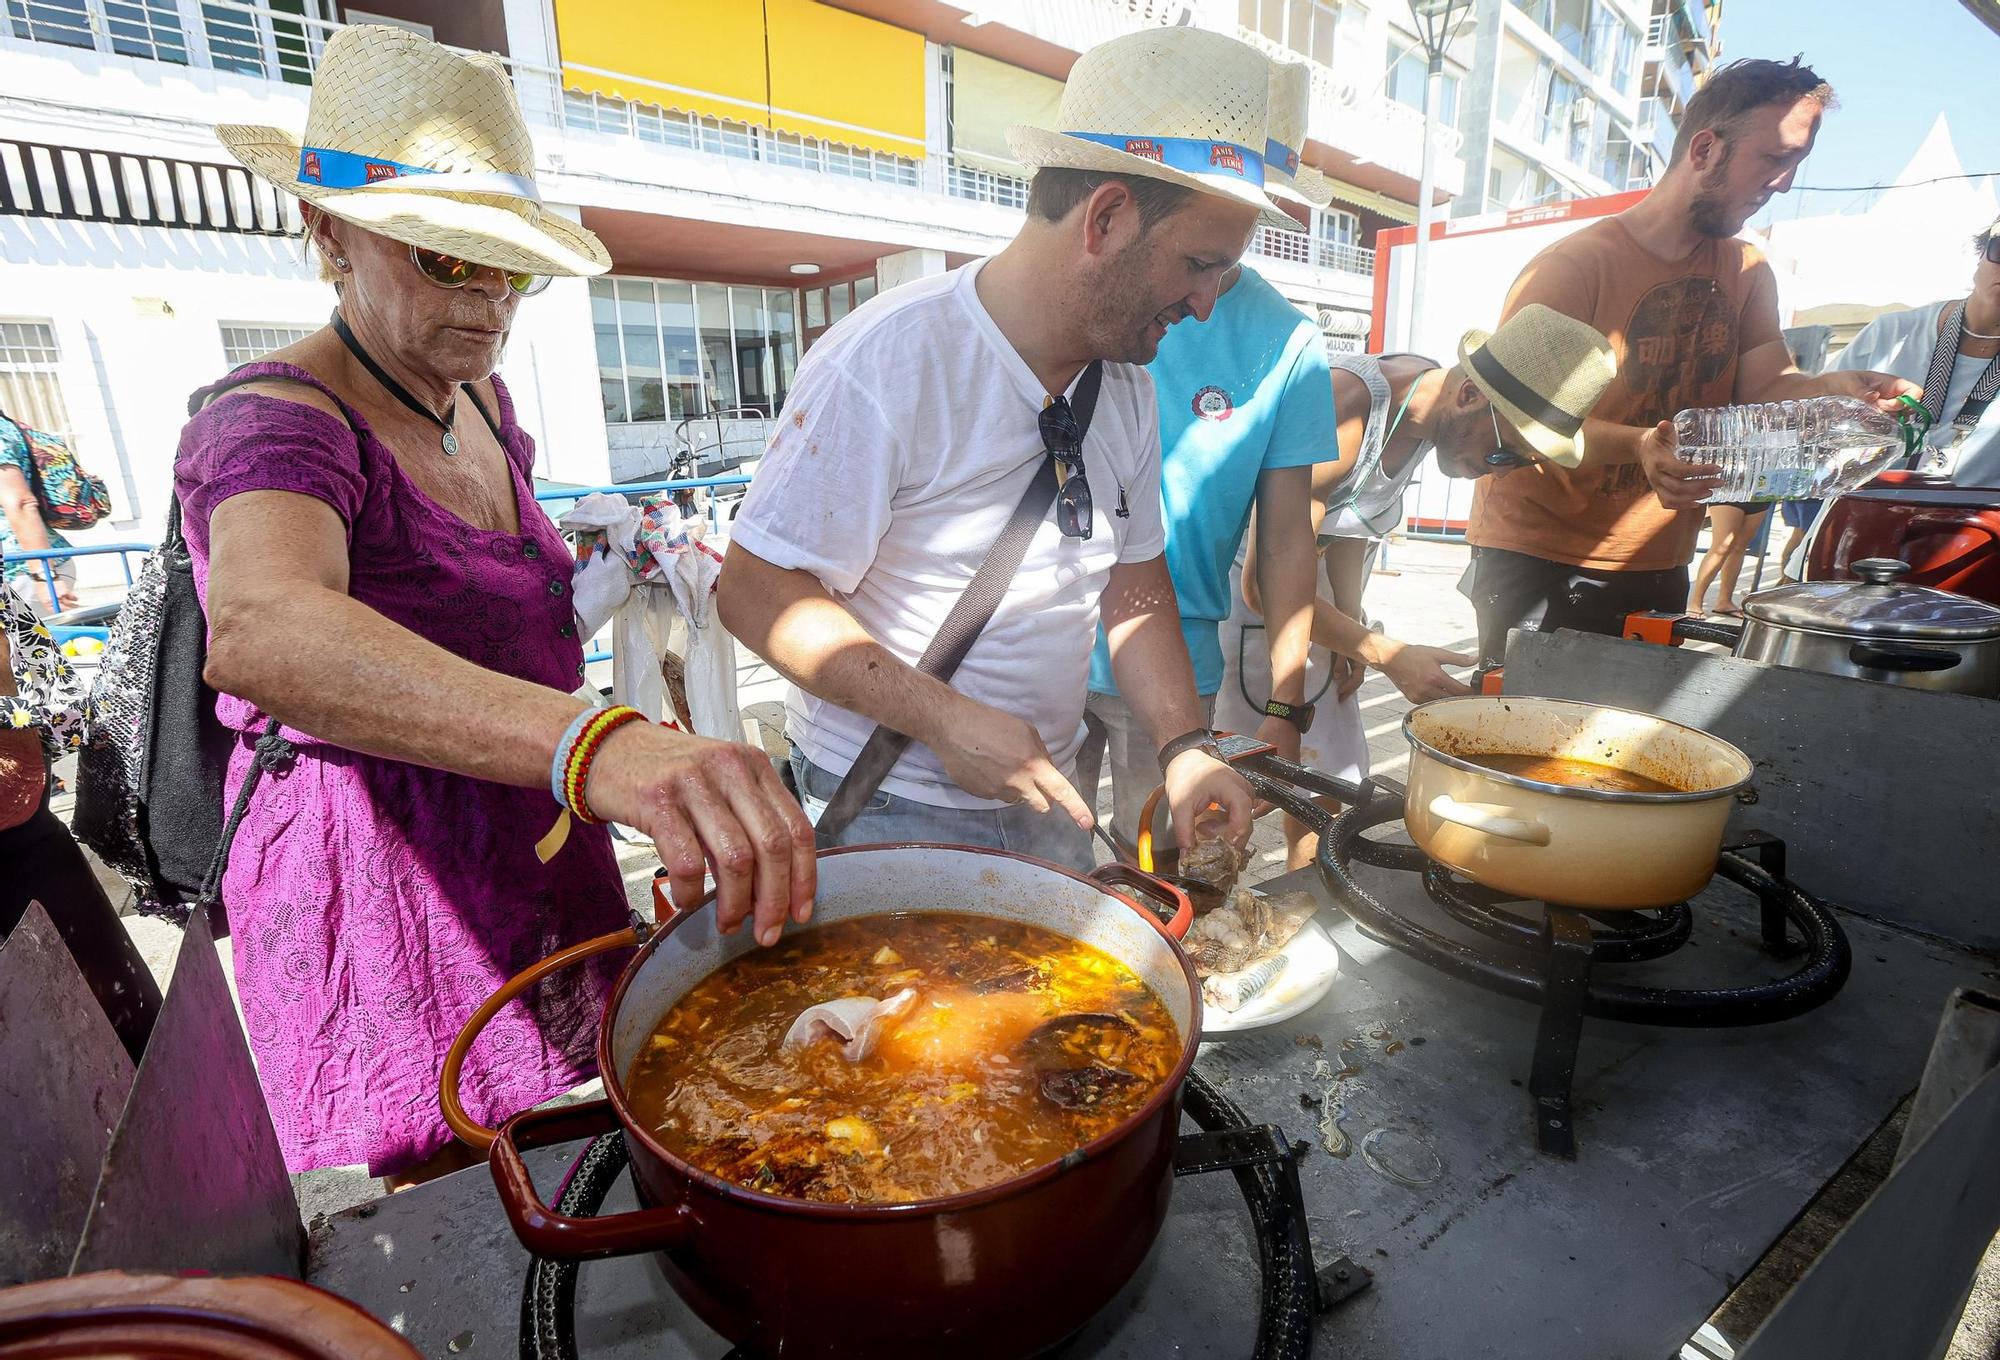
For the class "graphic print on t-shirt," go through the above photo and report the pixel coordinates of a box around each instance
[1192,385,1235,421]
[1600,276,1737,503]
[1623,276,1735,426]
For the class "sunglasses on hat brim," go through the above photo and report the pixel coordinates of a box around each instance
[409,244,549,296]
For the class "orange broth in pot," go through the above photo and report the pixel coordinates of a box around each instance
[623,913,1179,1204]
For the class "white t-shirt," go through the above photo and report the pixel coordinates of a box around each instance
[729,260,1166,808]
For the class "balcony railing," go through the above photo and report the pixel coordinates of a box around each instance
[1247,225,1375,280]
[944,161,1030,210]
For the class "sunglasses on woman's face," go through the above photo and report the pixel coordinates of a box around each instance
[408,244,550,297]
[1985,236,2000,266]
[1038,397,1093,539]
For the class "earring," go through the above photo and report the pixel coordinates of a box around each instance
[334,256,349,270]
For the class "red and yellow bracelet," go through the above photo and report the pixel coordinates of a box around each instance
[560,704,644,823]
[536,704,645,862]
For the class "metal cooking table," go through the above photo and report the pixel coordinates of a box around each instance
[308,853,1997,1359]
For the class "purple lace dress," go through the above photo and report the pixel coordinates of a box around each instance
[175,362,628,1176]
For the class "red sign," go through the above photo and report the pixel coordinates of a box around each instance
[1123,138,1165,162]
[301,150,322,182]
[362,161,401,184]
[1208,144,1245,175]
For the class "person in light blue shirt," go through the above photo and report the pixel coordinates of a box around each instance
[1076,262,1323,854]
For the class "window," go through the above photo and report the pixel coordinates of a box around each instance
[1387,44,1461,127]
[8,0,191,60]
[592,280,801,422]
[219,323,313,367]
[0,320,74,444]
[1240,0,1337,67]
[1514,0,1589,61]
[1588,3,1638,96]
[1317,208,1360,248]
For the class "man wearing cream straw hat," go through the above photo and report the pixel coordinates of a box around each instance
[178,25,815,1186]
[1071,58,1329,863]
[721,28,1302,866]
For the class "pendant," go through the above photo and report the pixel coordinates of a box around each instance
[441,429,459,456]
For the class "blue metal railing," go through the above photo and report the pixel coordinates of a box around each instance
[5,477,748,663]
[3,542,152,613]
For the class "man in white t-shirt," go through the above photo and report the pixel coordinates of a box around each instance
[719,29,1304,869]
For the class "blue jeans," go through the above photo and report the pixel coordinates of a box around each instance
[789,749,1093,872]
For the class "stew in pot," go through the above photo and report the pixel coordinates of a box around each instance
[624,913,1179,1204]
[1461,751,1683,795]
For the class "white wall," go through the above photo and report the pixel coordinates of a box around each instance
[0,210,611,588]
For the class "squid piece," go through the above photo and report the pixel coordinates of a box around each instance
[783,987,918,1062]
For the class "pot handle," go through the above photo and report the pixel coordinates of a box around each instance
[1848,641,1960,673]
[440,923,647,1151]
[1428,794,1553,846]
[1089,863,1194,940]
[489,1099,694,1261]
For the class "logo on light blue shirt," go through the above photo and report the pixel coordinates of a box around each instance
[1192,385,1234,422]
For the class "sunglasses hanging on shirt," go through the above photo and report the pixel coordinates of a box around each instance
[1039,395,1094,539]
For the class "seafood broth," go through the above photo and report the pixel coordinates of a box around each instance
[1463,751,1683,795]
[624,913,1179,1204]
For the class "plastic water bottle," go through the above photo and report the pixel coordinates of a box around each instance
[1673,397,1915,504]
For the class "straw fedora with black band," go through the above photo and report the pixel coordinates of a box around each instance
[1264,59,1333,209]
[1458,304,1618,469]
[1006,29,1304,234]
[216,25,609,278]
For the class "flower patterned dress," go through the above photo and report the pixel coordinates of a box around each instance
[1,589,91,754]
[175,362,629,1177]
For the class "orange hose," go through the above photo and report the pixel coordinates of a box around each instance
[439,925,645,1151]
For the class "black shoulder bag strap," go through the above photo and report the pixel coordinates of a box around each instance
[813,361,1104,844]
[176,370,356,912]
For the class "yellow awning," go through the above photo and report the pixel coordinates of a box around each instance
[1321,175,1418,223]
[766,0,926,158]
[950,47,1063,178]
[552,0,926,160]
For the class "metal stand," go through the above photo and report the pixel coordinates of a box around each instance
[1529,910,1595,1159]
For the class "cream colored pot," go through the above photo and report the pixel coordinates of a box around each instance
[1402,696,1755,910]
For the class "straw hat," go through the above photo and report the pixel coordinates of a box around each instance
[216,25,608,277]
[1265,60,1333,209]
[1006,29,1303,233]
[1458,304,1618,469]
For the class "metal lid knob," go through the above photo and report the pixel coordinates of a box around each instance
[1850,558,1912,586]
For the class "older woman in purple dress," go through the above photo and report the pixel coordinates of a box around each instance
[184,27,814,1185]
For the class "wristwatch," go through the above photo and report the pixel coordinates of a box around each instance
[1262,698,1316,731]
[1157,728,1222,776]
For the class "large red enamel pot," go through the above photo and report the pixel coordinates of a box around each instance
[443,845,1199,1359]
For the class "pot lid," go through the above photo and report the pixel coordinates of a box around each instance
[1744,558,2000,641]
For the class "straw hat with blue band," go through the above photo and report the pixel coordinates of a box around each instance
[1006,29,1305,234]
[215,24,610,278]
[1264,60,1334,209]
[1457,304,1619,469]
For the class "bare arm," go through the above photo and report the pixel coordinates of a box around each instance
[715,542,1094,827]
[204,487,814,941]
[1243,464,1318,762]
[0,467,71,609]
[1101,553,1253,849]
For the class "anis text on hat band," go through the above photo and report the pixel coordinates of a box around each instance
[1263,140,1300,176]
[1062,133,1268,188]
[297,145,543,203]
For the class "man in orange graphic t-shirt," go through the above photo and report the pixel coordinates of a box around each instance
[1462,57,1919,666]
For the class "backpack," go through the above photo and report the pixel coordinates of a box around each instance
[1,412,112,530]
[71,379,299,924]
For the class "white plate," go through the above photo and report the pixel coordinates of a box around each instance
[1199,914,1341,1034]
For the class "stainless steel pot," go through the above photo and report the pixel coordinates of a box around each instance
[1737,558,2000,697]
